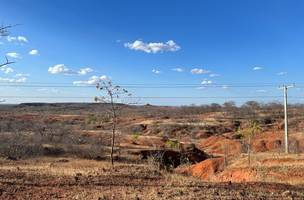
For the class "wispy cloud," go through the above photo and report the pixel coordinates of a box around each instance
[201,79,213,85]
[196,86,207,90]
[222,85,229,89]
[29,49,39,56]
[124,40,180,53]
[73,75,108,85]
[0,66,14,74]
[152,69,161,74]
[48,64,93,75]
[277,72,287,76]
[171,68,184,72]
[15,73,30,78]
[37,88,59,93]
[209,73,220,77]
[256,89,267,93]
[0,76,27,83]
[253,66,263,71]
[6,52,21,59]
[191,68,210,74]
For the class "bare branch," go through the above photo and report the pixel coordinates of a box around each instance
[0,56,15,68]
[0,24,20,37]
[0,24,19,67]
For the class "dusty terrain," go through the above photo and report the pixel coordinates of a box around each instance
[0,157,303,200]
[0,103,303,199]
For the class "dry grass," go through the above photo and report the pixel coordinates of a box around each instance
[0,157,303,200]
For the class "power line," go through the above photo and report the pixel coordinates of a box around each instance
[0,82,304,89]
[0,95,291,99]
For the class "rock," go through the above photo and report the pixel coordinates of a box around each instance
[6,156,18,161]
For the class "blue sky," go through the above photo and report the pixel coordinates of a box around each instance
[1,0,304,105]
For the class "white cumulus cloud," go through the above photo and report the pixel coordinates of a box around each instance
[152,69,161,74]
[7,36,28,43]
[191,68,210,74]
[201,79,213,85]
[78,67,93,75]
[48,64,70,74]
[7,36,16,42]
[17,36,28,43]
[124,40,180,53]
[6,52,21,59]
[48,64,93,75]
[73,75,108,85]
[29,49,39,56]
[253,66,263,71]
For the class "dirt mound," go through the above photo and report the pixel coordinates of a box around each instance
[176,157,225,181]
[216,168,258,183]
[199,136,242,155]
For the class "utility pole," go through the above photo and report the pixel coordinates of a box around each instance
[279,84,294,154]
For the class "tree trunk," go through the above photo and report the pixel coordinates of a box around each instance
[248,136,251,166]
[110,121,116,167]
[110,97,117,168]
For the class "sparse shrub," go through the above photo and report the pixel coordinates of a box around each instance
[132,132,140,140]
[165,139,179,150]
[289,140,301,155]
[86,114,98,125]
[242,121,262,166]
[0,132,44,158]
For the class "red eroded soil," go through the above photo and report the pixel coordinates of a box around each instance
[252,132,284,152]
[176,157,225,181]
[199,136,242,155]
[216,167,258,183]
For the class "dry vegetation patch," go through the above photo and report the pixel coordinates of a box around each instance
[0,157,303,200]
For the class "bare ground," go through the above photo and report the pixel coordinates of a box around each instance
[0,158,303,200]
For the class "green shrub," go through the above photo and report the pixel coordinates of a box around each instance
[132,132,140,140]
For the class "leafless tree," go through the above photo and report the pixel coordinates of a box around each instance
[0,25,16,67]
[95,80,132,167]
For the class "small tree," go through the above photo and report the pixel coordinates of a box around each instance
[95,80,131,167]
[243,120,262,166]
